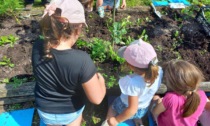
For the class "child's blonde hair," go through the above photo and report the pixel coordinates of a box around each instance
[128,62,159,85]
[164,59,204,117]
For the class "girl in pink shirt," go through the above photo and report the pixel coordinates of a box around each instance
[152,60,207,126]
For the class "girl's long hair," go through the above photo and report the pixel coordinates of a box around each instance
[39,8,81,60]
[164,60,204,117]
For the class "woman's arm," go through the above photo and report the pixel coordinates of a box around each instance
[108,96,138,125]
[82,73,106,105]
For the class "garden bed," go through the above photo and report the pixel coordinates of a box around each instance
[0,5,210,126]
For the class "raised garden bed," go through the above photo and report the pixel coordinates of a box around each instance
[0,5,210,126]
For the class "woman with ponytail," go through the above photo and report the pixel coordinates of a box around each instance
[32,0,106,125]
[102,39,163,126]
[152,60,207,126]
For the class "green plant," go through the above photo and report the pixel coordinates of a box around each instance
[136,18,143,26]
[156,45,163,52]
[0,0,23,23]
[81,121,86,126]
[0,78,9,84]
[108,45,125,64]
[174,51,182,59]
[89,38,111,62]
[10,77,28,88]
[76,39,92,49]
[107,16,132,45]
[0,56,15,68]
[172,30,183,49]
[0,35,19,47]
[102,73,117,88]
[91,115,101,124]
[107,75,117,88]
[7,103,22,111]
[138,29,149,42]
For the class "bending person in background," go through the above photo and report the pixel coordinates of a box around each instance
[96,0,126,18]
[102,39,163,126]
[152,60,207,126]
[32,0,106,125]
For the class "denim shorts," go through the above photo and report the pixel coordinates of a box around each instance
[112,97,148,119]
[103,0,120,8]
[37,106,85,125]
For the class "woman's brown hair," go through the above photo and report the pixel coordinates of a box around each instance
[39,8,81,60]
[164,59,204,117]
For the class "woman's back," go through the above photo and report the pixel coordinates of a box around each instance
[32,39,97,114]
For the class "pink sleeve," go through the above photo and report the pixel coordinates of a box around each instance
[162,93,174,109]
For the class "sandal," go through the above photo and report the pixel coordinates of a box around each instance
[97,6,105,18]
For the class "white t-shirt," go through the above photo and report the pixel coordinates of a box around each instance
[119,66,163,109]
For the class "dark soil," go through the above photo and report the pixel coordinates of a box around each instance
[0,5,210,126]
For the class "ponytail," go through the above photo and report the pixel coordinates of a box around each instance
[183,91,200,117]
[40,8,73,60]
[144,63,159,86]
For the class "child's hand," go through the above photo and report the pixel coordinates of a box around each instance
[120,1,126,9]
[108,117,119,126]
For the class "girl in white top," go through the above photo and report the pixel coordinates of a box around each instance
[104,39,163,126]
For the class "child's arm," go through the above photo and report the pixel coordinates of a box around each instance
[108,96,138,125]
[120,0,126,9]
[205,98,210,111]
[152,97,166,122]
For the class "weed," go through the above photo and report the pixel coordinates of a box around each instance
[174,51,182,59]
[0,35,19,47]
[7,103,21,111]
[107,75,117,88]
[145,17,151,22]
[0,78,9,84]
[138,29,149,42]
[0,56,15,68]
[76,39,92,49]
[0,0,23,23]
[91,115,101,124]
[156,45,163,52]
[136,18,143,26]
[102,73,117,88]
[108,45,125,64]
[10,77,28,88]
[107,16,132,45]
[89,38,111,62]
[81,120,86,126]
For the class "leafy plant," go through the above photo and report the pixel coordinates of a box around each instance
[89,38,111,63]
[107,75,117,88]
[7,103,21,111]
[136,18,143,26]
[0,0,23,23]
[172,30,183,49]
[10,77,28,88]
[107,16,132,45]
[0,78,9,84]
[0,56,15,68]
[0,35,19,47]
[108,45,125,64]
[102,73,117,88]
[138,29,148,42]
[91,115,101,124]
[76,39,92,49]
